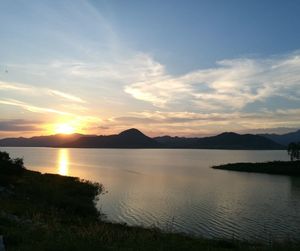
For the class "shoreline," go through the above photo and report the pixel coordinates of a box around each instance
[1,145,287,151]
[212,161,300,176]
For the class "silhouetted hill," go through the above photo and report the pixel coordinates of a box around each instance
[196,132,284,149]
[261,129,300,146]
[0,133,90,147]
[62,128,161,148]
[155,132,284,150]
[155,136,199,148]
[0,129,285,149]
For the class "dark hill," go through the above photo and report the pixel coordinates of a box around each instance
[155,132,284,150]
[62,128,161,148]
[261,129,300,146]
[154,136,198,148]
[196,132,284,149]
[0,129,285,149]
[0,133,87,147]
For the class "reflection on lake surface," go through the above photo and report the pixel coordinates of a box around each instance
[57,149,69,176]
[2,147,300,242]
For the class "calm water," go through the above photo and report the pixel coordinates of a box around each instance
[2,147,300,241]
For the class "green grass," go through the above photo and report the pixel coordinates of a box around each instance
[212,161,300,175]
[1,152,300,250]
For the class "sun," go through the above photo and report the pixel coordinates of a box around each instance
[55,123,76,134]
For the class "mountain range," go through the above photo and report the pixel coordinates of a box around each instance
[155,132,284,150]
[1,128,298,149]
[260,130,300,146]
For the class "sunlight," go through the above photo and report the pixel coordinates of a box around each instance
[57,149,69,176]
[55,123,76,134]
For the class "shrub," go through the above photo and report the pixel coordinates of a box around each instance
[0,151,25,179]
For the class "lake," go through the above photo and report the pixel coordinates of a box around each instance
[2,147,300,242]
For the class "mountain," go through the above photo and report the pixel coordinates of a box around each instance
[62,128,161,148]
[0,133,90,147]
[260,129,300,146]
[155,132,284,150]
[195,132,284,149]
[154,136,199,148]
[0,129,285,149]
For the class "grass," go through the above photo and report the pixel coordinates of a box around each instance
[212,161,300,175]
[1,152,300,250]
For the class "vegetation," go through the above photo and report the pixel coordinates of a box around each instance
[1,151,300,250]
[212,161,300,175]
[288,142,300,161]
[213,144,300,175]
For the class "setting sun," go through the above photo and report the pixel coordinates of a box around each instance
[55,123,76,134]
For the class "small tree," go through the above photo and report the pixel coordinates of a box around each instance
[0,151,25,170]
[0,151,10,162]
[287,142,300,161]
[12,158,24,168]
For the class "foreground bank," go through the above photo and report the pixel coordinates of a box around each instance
[1,152,300,250]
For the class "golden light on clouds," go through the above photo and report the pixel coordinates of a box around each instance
[55,123,76,134]
[41,115,102,136]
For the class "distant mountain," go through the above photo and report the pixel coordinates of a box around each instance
[0,133,90,147]
[62,128,161,148]
[155,136,199,148]
[260,129,300,146]
[196,132,284,149]
[155,132,284,150]
[0,129,286,149]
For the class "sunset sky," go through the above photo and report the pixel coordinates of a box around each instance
[1,0,300,138]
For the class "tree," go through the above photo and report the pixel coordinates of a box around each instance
[0,151,24,169]
[287,142,300,161]
[0,151,10,162]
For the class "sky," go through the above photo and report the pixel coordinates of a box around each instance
[1,0,300,138]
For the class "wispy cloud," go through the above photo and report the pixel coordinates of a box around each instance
[103,108,300,136]
[0,119,41,132]
[2,43,300,136]
[0,99,70,115]
[0,80,86,104]
[0,98,103,136]
[125,51,300,111]
[48,89,86,103]
[0,81,32,91]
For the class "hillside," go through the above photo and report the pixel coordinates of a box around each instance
[196,132,284,149]
[261,130,300,146]
[0,129,286,150]
[156,132,284,150]
[62,128,161,148]
[0,133,87,147]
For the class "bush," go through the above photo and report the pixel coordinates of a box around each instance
[0,151,10,162]
[0,151,25,181]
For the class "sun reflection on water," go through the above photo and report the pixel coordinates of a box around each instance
[57,149,69,176]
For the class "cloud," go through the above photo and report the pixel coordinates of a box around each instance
[0,81,32,92]
[60,53,165,83]
[2,46,300,136]
[48,90,86,103]
[115,111,232,124]
[0,99,70,115]
[125,51,300,111]
[0,80,87,106]
[104,108,300,136]
[0,99,101,126]
[0,119,41,131]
